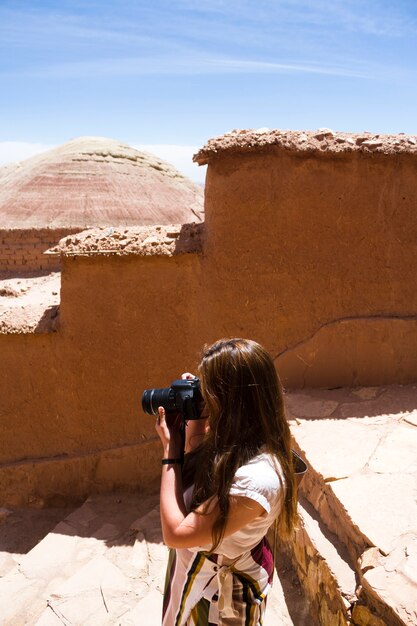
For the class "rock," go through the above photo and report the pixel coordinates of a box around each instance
[355,137,369,145]
[314,128,335,141]
[408,137,417,145]
[0,286,20,297]
[361,537,417,626]
[351,604,387,626]
[361,140,383,148]
[359,547,383,574]
[142,236,160,246]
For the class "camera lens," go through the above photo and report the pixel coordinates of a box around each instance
[142,387,175,415]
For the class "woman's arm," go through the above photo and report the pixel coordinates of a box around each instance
[156,406,264,550]
[162,491,265,549]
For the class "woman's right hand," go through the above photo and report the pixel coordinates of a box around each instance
[181,372,208,453]
[181,372,196,380]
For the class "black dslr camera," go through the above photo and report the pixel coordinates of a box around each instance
[142,377,203,421]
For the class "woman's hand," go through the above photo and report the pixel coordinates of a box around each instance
[181,372,196,380]
[155,372,202,456]
[180,372,208,453]
[155,406,182,458]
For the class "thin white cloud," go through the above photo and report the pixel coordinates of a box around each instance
[7,55,369,80]
[0,141,205,184]
[176,0,417,37]
[212,58,368,78]
[0,142,53,166]
[0,8,173,48]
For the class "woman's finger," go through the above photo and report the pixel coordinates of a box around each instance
[156,407,170,446]
[181,372,195,380]
[157,406,167,427]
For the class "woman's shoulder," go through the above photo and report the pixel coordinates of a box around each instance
[229,452,284,513]
[231,452,284,496]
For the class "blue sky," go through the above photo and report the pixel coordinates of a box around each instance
[0,0,416,182]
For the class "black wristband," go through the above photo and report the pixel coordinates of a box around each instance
[161,458,182,465]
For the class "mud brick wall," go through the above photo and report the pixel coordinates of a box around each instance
[0,228,81,272]
[196,135,417,388]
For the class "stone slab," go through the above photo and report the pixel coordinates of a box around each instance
[359,534,417,626]
[331,473,417,557]
[290,417,383,479]
[287,384,417,626]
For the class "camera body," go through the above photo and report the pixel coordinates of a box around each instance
[142,377,203,421]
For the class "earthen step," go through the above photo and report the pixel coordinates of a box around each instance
[280,496,358,626]
[0,493,318,626]
[302,468,417,626]
[295,448,370,567]
[0,493,162,625]
[287,385,417,626]
[291,459,417,626]
[0,505,75,579]
[293,450,417,625]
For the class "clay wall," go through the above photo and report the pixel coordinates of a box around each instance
[1,131,417,505]
[199,146,417,388]
[0,225,204,506]
[0,228,81,273]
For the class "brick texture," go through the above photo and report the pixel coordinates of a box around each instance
[0,228,81,272]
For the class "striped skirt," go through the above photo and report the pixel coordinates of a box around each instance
[162,537,274,626]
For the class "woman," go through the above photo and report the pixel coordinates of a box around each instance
[155,338,298,625]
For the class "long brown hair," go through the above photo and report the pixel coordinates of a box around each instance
[191,338,298,552]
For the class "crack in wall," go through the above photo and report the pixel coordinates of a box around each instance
[274,313,417,361]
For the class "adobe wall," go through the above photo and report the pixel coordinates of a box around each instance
[0,228,81,273]
[0,224,204,506]
[196,130,417,388]
[1,129,416,505]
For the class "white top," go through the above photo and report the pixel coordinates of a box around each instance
[185,451,285,559]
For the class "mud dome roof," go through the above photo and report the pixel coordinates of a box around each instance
[0,137,203,229]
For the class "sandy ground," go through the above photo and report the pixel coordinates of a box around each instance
[0,272,60,333]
